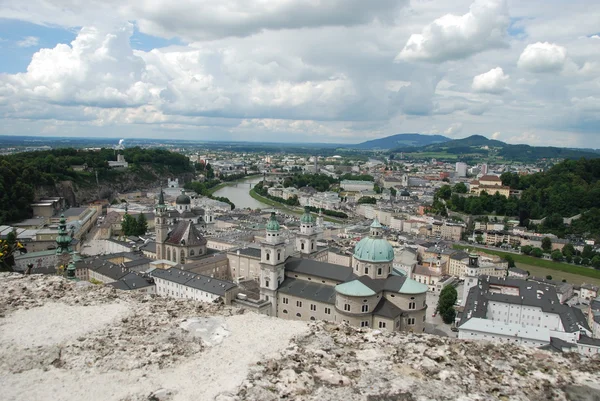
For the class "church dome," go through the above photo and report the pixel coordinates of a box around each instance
[353,219,393,262]
[266,212,280,231]
[176,189,191,205]
[300,206,315,224]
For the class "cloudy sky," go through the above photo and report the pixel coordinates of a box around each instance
[0,0,598,146]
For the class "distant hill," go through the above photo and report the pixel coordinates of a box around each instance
[352,133,450,150]
[392,135,600,162]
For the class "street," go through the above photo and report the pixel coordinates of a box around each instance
[423,283,463,338]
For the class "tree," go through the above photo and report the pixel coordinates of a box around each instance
[437,185,452,201]
[541,237,552,252]
[574,255,582,265]
[551,249,563,261]
[390,187,397,197]
[582,257,590,266]
[453,182,468,194]
[121,214,139,236]
[566,255,573,263]
[0,231,26,272]
[136,213,148,236]
[357,196,377,205]
[504,254,515,268]
[562,243,575,257]
[521,245,533,255]
[592,255,600,269]
[373,184,383,194]
[546,275,553,280]
[437,286,458,324]
[531,247,544,258]
[475,235,483,244]
[582,245,595,260]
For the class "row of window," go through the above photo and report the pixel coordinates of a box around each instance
[354,265,391,276]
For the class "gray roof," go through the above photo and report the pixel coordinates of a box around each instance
[540,337,578,353]
[233,247,262,258]
[508,267,528,275]
[165,221,207,246]
[460,276,591,333]
[577,335,600,346]
[62,207,88,217]
[107,272,154,291]
[285,257,355,283]
[151,267,236,296]
[278,277,336,304]
[373,298,403,319]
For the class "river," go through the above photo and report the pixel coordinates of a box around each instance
[212,177,269,209]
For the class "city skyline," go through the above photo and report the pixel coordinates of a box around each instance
[0,0,599,146]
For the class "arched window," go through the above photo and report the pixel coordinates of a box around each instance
[277,252,281,261]
[189,249,195,256]
[311,242,314,250]
[180,249,185,262]
[364,267,369,274]
[166,248,171,261]
[296,313,302,317]
[310,316,316,321]
[282,309,288,314]
[301,243,305,250]
[266,253,270,261]
[377,267,382,275]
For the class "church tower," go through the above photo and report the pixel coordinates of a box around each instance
[55,213,73,277]
[155,189,168,260]
[260,212,287,316]
[296,206,318,257]
[461,251,480,306]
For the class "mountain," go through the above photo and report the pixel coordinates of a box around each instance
[392,135,600,162]
[352,133,450,149]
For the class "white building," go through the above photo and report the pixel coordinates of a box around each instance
[340,180,374,192]
[458,275,594,354]
[455,162,467,177]
[152,267,238,304]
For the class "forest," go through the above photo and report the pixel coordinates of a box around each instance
[433,158,600,239]
[0,147,192,224]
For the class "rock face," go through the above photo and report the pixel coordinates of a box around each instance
[1,273,599,401]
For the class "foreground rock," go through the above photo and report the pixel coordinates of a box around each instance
[0,274,599,401]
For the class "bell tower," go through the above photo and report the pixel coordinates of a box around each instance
[260,212,286,316]
[155,189,168,259]
[296,206,318,257]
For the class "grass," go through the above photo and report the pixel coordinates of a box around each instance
[453,244,600,283]
[514,263,600,287]
[249,189,345,224]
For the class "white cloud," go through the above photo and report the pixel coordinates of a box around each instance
[491,131,501,139]
[444,122,463,137]
[16,36,39,47]
[472,67,509,94]
[396,0,509,63]
[1,0,406,41]
[517,42,567,73]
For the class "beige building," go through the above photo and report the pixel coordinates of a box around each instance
[470,175,510,197]
[258,212,429,333]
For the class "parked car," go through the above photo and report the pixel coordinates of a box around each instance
[451,327,459,332]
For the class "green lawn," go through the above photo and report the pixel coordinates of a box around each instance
[514,263,600,287]
[249,189,345,224]
[452,244,600,281]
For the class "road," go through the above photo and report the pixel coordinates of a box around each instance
[423,283,463,338]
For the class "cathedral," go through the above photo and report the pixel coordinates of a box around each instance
[258,208,429,332]
[166,189,214,229]
[154,189,208,264]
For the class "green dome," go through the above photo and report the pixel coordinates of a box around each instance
[354,237,394,262]
[266,212,280,231]
[176,190,191,205]
[300,207,315,224]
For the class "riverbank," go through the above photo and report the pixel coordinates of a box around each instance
[249,189,345,224]
[453,244,600,286]
[208,174,262,194]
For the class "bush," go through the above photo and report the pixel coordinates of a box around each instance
[531,248,544,258]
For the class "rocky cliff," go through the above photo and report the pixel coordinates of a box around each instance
[1,273,598,401]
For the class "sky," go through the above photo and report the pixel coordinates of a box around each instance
[0,0,599,146]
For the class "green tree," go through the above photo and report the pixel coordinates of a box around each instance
[475,235,483,244]
[562,243,575,257]
[582,257,590,266]
[546,275,553,280]
[541,237,552,252]
[582,245,595,259]
[504,254,515,268]
[390,187,397,197]
[437,286,458,324]
[357,196,377,205]
[531,247,544,258]
[453,182,468,193]
[592,255,600,269]
[551,249,563,261]
[437,185,452,201]
[521,245,533,255]
[121,214,139,236]
[136,213,148,236]
[373,183,383,194]
[574,255,582,265]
